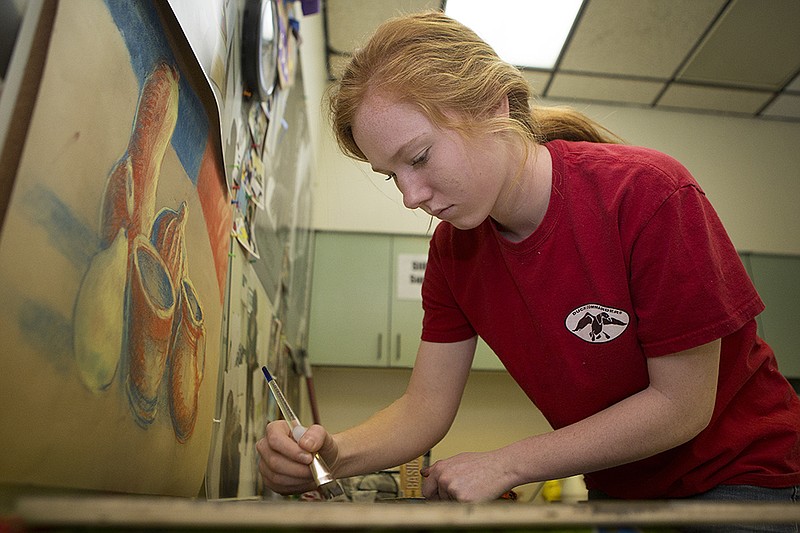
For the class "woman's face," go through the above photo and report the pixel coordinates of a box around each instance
[351,91,512,230]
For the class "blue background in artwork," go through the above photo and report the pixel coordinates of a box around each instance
[103,0,208,184]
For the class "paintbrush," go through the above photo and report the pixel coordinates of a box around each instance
[261,366,345,500]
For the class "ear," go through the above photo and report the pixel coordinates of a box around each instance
[495,95,510,118]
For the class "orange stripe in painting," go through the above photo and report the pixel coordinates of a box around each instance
[196,141,232,305]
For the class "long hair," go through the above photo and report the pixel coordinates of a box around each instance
[327,11,621,162]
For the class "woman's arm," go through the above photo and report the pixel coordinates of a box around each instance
[330,337,477,477]
[257,337,476,494]
[422,339,721,501]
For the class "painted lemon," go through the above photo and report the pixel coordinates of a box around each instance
[73,228,128,392]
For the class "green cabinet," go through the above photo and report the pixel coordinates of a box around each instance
[307,232,504,370]
[308,232,393,367]
[740,253,800,378]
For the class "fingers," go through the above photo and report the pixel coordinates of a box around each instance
[421,459,500,502]
[255,420,316,494]
[421,462,451,501]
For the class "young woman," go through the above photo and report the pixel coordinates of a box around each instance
[256,11,800,513]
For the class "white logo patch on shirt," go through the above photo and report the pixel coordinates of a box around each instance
[565,303,629,343]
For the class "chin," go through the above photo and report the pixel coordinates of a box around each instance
[447,217,485,231]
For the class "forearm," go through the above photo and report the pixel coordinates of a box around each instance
[332,392,445,478]
[503,385,707,486]
[331,338,476,478]
[502,342,720,488]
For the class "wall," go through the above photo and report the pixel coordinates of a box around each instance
[589,104,800,256]
[309,100,800,253]
[298,9,800,255]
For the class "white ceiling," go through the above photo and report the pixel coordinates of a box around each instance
[323,0,800,123]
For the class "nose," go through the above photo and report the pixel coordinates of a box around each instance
[395,173,432,211]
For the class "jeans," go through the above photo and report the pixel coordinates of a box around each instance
[589,484,799,533]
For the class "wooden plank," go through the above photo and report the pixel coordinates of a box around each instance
[11,495,800,529]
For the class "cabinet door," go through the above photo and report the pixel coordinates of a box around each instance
[748,254,800,378]
[738,253,765,337]
[390,236,430,367]
[308,232,391,366]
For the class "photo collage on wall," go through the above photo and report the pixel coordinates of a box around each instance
[228,0,298,263]
[165,0,311,499]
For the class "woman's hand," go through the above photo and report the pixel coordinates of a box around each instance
[421,450,515,502]
[256,421,339,495]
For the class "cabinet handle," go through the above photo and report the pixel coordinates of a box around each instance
[395,334,401,361]
[377,333,383,360]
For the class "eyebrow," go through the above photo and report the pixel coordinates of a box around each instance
[370,134,426,175]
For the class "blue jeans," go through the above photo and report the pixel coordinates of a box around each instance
[589,484,799,533]
[683,484,799,533]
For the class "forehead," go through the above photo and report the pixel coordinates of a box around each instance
[354,92,427,133]
[352,92,435,154]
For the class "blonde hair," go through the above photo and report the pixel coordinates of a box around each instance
[328,11,621,162]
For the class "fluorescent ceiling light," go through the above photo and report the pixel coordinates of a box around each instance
[445,0,582,69]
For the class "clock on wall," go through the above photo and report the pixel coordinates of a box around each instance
[242,0,279,100]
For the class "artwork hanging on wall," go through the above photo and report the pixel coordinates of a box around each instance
[167,0,244,184]
[205,251,280,500]
[250,67,310,313]
[0,0,230,496]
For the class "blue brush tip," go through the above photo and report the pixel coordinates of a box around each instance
[261,366,273,381]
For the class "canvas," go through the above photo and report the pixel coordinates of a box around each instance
[0,0,230,496]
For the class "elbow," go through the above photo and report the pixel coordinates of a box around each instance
[675,399,715,445]
[690,386,717,438]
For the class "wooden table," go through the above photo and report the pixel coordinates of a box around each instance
[6,494,800,531]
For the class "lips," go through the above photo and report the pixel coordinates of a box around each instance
[430,205,454,219]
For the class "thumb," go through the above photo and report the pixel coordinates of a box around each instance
[315,426,340,469]
[295,424,332,454]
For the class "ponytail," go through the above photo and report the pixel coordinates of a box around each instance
[532,105,624,144]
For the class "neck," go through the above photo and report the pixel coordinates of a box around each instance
[492,143,552,243]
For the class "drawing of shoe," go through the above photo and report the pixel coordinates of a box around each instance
[126,235,176,426]
[167,277,206,442]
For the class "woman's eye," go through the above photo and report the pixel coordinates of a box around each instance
[411,148,429,167]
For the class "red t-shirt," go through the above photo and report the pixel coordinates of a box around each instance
[421,139,800,498]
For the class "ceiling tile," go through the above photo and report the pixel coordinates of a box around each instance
[658,83,772,115]
[785,73,800,93]
[547,73,663,105]
[323,0,800,122]
[326,0,440,53]
[559,0,726,78]
[678,0,800,90]
[761,94,800,120]
[521,70,552,96]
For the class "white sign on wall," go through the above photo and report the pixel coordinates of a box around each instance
[397,254,427,301]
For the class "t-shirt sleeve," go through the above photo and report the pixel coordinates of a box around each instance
[630,184,764,357]
[420,231,477,343]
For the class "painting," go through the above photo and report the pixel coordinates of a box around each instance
[0,0,230,496]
